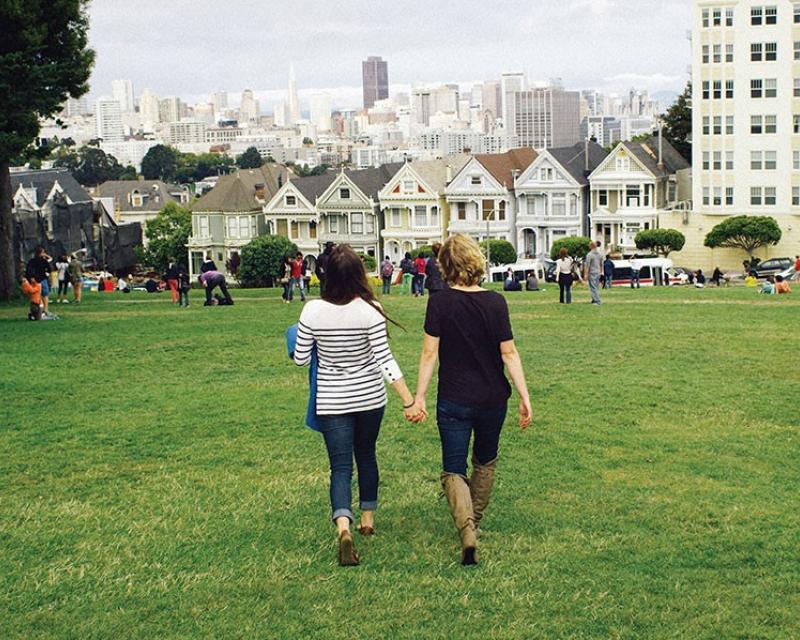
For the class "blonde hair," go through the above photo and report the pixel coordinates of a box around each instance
[439,234,485,286]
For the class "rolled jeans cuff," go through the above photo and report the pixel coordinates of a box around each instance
[360,500,377,511]
[332,508,353,523]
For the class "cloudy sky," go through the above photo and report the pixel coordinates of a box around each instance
[87,0,693,110]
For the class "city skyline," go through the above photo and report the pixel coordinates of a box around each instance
[86,0,693,110]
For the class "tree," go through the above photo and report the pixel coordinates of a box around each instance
[54,146,125,186]
[236,147,263,169]
[358,253,377,272]
[634,228,686,257]
[704,216,782,263]
[294,163,329,178]
[0,0,95,300]
[662,82,692,163]
[550,236,592,262]
[239,235,298,288]
[410,245,433,259]
[479,239,517,266]
[119,165,138,180]
[141,144,179,182]
[136,202,192,272]
[302,137,314,146]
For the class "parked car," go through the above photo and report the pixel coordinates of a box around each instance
[750,257,793,278]
[776,264,797,281]
[544,259,557,282]
[489,260,547,285]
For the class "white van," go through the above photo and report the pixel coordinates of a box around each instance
[607,257,683,287]
[488,260,547,285]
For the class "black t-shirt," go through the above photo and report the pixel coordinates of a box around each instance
[424,289,513,407]
[424,259,447,292]
[26,256,51,281]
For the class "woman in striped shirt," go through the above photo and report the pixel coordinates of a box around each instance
[294,245,423,566]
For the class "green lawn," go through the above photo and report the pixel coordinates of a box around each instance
[1,285,798,639]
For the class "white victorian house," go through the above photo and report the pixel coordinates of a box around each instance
[513,141,608,259]
[378,157,469,261]
[445,148,537,246]
[588,136,690,252]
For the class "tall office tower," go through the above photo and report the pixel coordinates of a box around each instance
[95,97,125,142]
[482,81,501,118]
[310,93,332,131]
[513,86,581,149]
[64,96,90,118]
[274,102,287,127]
[112,79,135,113]
[139,88,161,127]
[362,56,389,109]
[581,90,605,117]
[693,1,797,216]
[239,89,260,123]
[500,72,527,136]
[287,64,301,123]
[212,90,229,115]
[159,96,186,123]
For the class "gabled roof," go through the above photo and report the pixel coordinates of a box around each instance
[547,141,609,185]
[474,148,537,189]
[192,163,292,212]
[288,171,339,203]
[408,155,471,192]
[95,180,184,212]
[623,136,690,177]
[10,169,91,207]
[346,163,404,200]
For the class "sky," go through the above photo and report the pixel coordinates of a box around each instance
[87,0,694,111]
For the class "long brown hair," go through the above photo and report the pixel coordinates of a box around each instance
[323,245,401,328]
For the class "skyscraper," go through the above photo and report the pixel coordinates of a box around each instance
[212,91,229,115]
[513,86,581,149]
[239,89,259,123]
[500,72,526,135]
[362,56,389,109]
[139,88,161,128]
[95,97,125,142]
[287,64,301,124]
[310,93,332,131]
[112,79,135,113]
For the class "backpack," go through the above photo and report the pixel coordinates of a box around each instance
[381,261,393,277]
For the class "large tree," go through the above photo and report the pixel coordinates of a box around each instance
[550,236,592,262]
[704,216,782,263]
[0,0,95,300]
[634,228,686,257]
[236,147,263,169]
[136,202,192,272]
[662,82,692,163]
[53,146,126,186]
[141,144,180,182]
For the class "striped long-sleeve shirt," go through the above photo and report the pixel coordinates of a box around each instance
[293,298,403,415]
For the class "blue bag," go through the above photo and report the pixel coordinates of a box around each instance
[285,324,322,431]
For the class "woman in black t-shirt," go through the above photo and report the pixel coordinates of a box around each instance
[409,234,532,566]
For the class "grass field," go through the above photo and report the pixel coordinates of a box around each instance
[1,283,799,639]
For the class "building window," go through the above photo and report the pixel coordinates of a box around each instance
[309,221,317,238]
[726,44,734,62]
[751,79,763,98]
[351,212,364,234]
[598,190,608,206]
[765,151,777,169]
[402,180,415,194]
[795,41,800,60]
[702,45,710,63]
[552,193,567,216]
[626,186,641,207]
[431,206,439,227]
[457,202,466,220]
[794,150,800,170]
[751,151,763,170]
[764,187,776,205]
[726,151,734,170]
[470,175,482,186]
[366,214,375,234]
[226,216,238,238]
[752,6,763,24]
[498,201,506,221]
[726,187,734,206]
[726,7,734,25]
[615,157,629,172]
[328,215,338,233]
[766,42,777,60]
[702,116,710,135]
[795,78,800,97]
[713,187,722,206]
[390,208,400,226]
[726,80,734,98]
[240,216,250,238]
[540,167,554,181]
[713,80,722,99]
[702,7,709,27]
[702,81,710,99]
[751,187,762,205]
[290,221,298,238]
[752,42,763,61]
[765,5,777,24]
[712,7,722,25]
[765,115,777,133]
[794,186,800,205]
[795,3,800,23]
[726,115,735,135]
[482,200,494,221]
[285,195,296,206]
[795,115,800,134]
[702,187,710,206]
[713,116,722,135]
[751,116,763,134]
[199,216,209,237]
[339,188,350,199]
[702,151,710,170]
[414,205,426,227]
[765,78,777,97]
[713,151,722,170]
[713,44,722,63]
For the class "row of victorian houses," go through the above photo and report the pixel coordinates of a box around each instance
[185,136,691,278]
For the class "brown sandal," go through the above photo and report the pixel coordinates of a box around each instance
[338,530,360,566]
[357,525,375,537]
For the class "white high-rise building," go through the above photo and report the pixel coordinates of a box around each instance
[139,88,161,128]
[692,0,796,216]
[112,79,135,113]
[159,96,186,123]
[239,89,259,123]
[274,102,287,127]
[500,72,527,136]
[310,93,332,131]
[212,90,229,115]
[287,64,301,124]
[95,97,125,142]
[513,86,582,150]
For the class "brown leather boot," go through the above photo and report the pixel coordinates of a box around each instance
[470,456,497,534]
[441,473,478,565]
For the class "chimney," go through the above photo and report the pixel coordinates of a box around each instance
[657,123,664,171]
[584,138,590,173]
[254,182,265,199]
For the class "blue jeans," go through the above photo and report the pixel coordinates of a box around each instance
[558,274,572,304]
[437,399,507,477]
[289,277,305,301]
[588,273,601,304]
[318,407,385,522]
[630,270,640,288]
[604,272,613,289]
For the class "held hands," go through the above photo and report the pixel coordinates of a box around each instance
[403,396,427,423]
[518,397,533,430]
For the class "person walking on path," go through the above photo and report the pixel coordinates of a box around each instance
[412,253,427,297]
[380,256,394,295]
[164,260,180,304]
[424,243,447,296]
[55,254,71,304]
[199,270,234,306]
[584,242,603,305]
[399,253,414,295]
[69,254,83,303]
[630,255,642,289]
[291,252,307,302]
[26,246,52,315]
[603,255,614,289]
[554,247,576,305]
[410,235,532,566]
[316,241,335,296]
[293,244,423,567]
